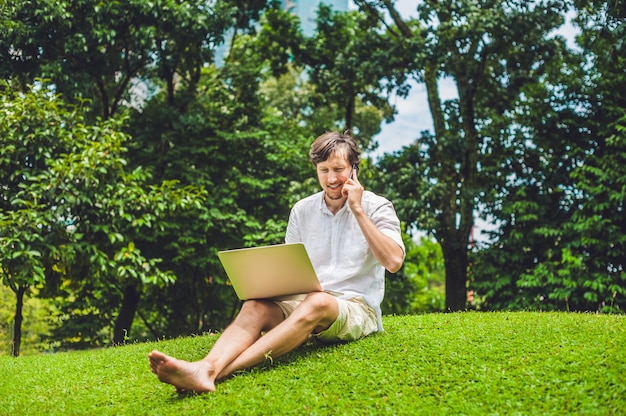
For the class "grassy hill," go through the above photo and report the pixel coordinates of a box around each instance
[1,312,624,415]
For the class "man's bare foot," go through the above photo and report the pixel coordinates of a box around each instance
[148,350,216,393]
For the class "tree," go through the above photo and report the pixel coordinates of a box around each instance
[477,0,626,312]
[0,285,56,355]
[0,80,204,354]
[466,0,625,313]
[2,0,275,345]
[256,5,405,147]
[562,0,626,312]
[298,5,402,136]
[1,0,243,118]
[362,0,571,310]
[121,17,320,337]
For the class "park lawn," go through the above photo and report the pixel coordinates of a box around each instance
[1,312,624,415]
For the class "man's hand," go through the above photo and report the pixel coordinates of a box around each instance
[342,167,364,213]
[342,167,404,273]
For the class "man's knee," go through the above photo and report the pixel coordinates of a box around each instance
[238,300,284,328]
[240,299,279,315]
[301,292,339,321]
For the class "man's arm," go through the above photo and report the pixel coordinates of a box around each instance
[344,173,404,273]
[351,207,404,273]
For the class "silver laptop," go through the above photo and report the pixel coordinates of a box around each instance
[217,243,324,300]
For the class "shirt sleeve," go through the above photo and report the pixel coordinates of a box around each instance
[369,198,406,256]
[285,205,301,244]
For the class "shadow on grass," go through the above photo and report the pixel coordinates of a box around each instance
[229,333,383,381]
[161,334,375,399]
[153,330,392,402]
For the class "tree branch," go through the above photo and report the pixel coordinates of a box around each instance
[381,0,413,39]
[353,0,402,38]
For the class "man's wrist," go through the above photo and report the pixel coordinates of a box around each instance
[350,205,365,216]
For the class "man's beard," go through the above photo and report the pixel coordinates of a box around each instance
[325,190,344,200]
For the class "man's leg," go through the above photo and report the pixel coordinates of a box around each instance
[216,291,339,378]
[149,298,285,393]
[149,292,338,393]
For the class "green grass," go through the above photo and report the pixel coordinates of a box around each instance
[1,312,624,415]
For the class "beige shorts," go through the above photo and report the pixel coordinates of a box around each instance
[273,296,378,342]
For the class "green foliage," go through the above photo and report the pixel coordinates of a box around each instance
[299,5,398,135]
[119,21,403,338]
[509,115,626,313]
[1,313,624,414]
[1,0,244,118]
[0,79,205,352]
[118,25,318,338]
[257,5,396,142]
[470,1,626,313]
[383,233,445,315]
[3,0,626,354]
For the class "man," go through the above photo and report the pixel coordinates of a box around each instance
[148,131,405,393]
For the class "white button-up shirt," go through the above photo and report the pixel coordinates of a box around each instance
[285,190,405,330]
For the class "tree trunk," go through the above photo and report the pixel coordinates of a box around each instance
[367,0,478,311]
[441,238,469,311]
[113,284,141,345]
[345,92,355,132]
[12,285,27,357]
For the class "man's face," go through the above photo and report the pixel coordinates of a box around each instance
[316,152,352,201]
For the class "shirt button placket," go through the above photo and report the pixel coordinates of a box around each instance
[329,216,340,269]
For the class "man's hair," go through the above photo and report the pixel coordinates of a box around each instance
[309,131,360,166]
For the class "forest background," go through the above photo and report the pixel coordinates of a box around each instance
[1,0,624,356]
